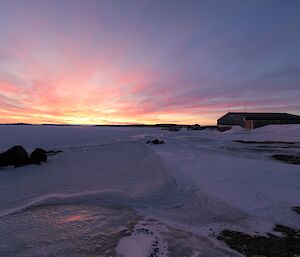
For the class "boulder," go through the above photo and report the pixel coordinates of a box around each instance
[30,148,47,165]
[0,146,29,167]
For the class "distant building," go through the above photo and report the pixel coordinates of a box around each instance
[217,112,300,130]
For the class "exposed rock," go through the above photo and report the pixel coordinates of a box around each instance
[164,126,180,132]
[292,206,300,215]
[147,139,165,145]
[187,124,203,130]
[46,150,63,156]
[235,140,298,145]
[0,145,29,167]
[271,154,300,165]
[30,148,47,165]
[218,224,300,257]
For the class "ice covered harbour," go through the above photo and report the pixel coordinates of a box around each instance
[0,124,299,257]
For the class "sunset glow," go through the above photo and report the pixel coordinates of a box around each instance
[0,0,299,125]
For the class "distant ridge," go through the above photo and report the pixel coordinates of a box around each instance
[0,123,217,128]
[0,123,33,126]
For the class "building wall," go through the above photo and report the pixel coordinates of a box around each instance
[244,120,253,129]
[252,119,300,128]
[218,113,300,129]
[217,114,244,126]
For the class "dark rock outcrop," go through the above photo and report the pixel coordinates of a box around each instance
[292,206,300,215]
[30,148,47,165]
[0,145,29,167]
[187,124,203,130]
[147,139,165,145]
[218,224,300,257]
[164,126,180,132]
[235,140,298,145]
[271,154,300,165]
[46,150,63,155]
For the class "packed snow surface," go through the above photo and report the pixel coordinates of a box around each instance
[0,124,299,256]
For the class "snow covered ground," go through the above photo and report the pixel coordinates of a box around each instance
[0,124,299,256]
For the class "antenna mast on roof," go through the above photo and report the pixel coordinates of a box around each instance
[244,101,247,113]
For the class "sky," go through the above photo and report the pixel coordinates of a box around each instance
[0,0,299,125]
